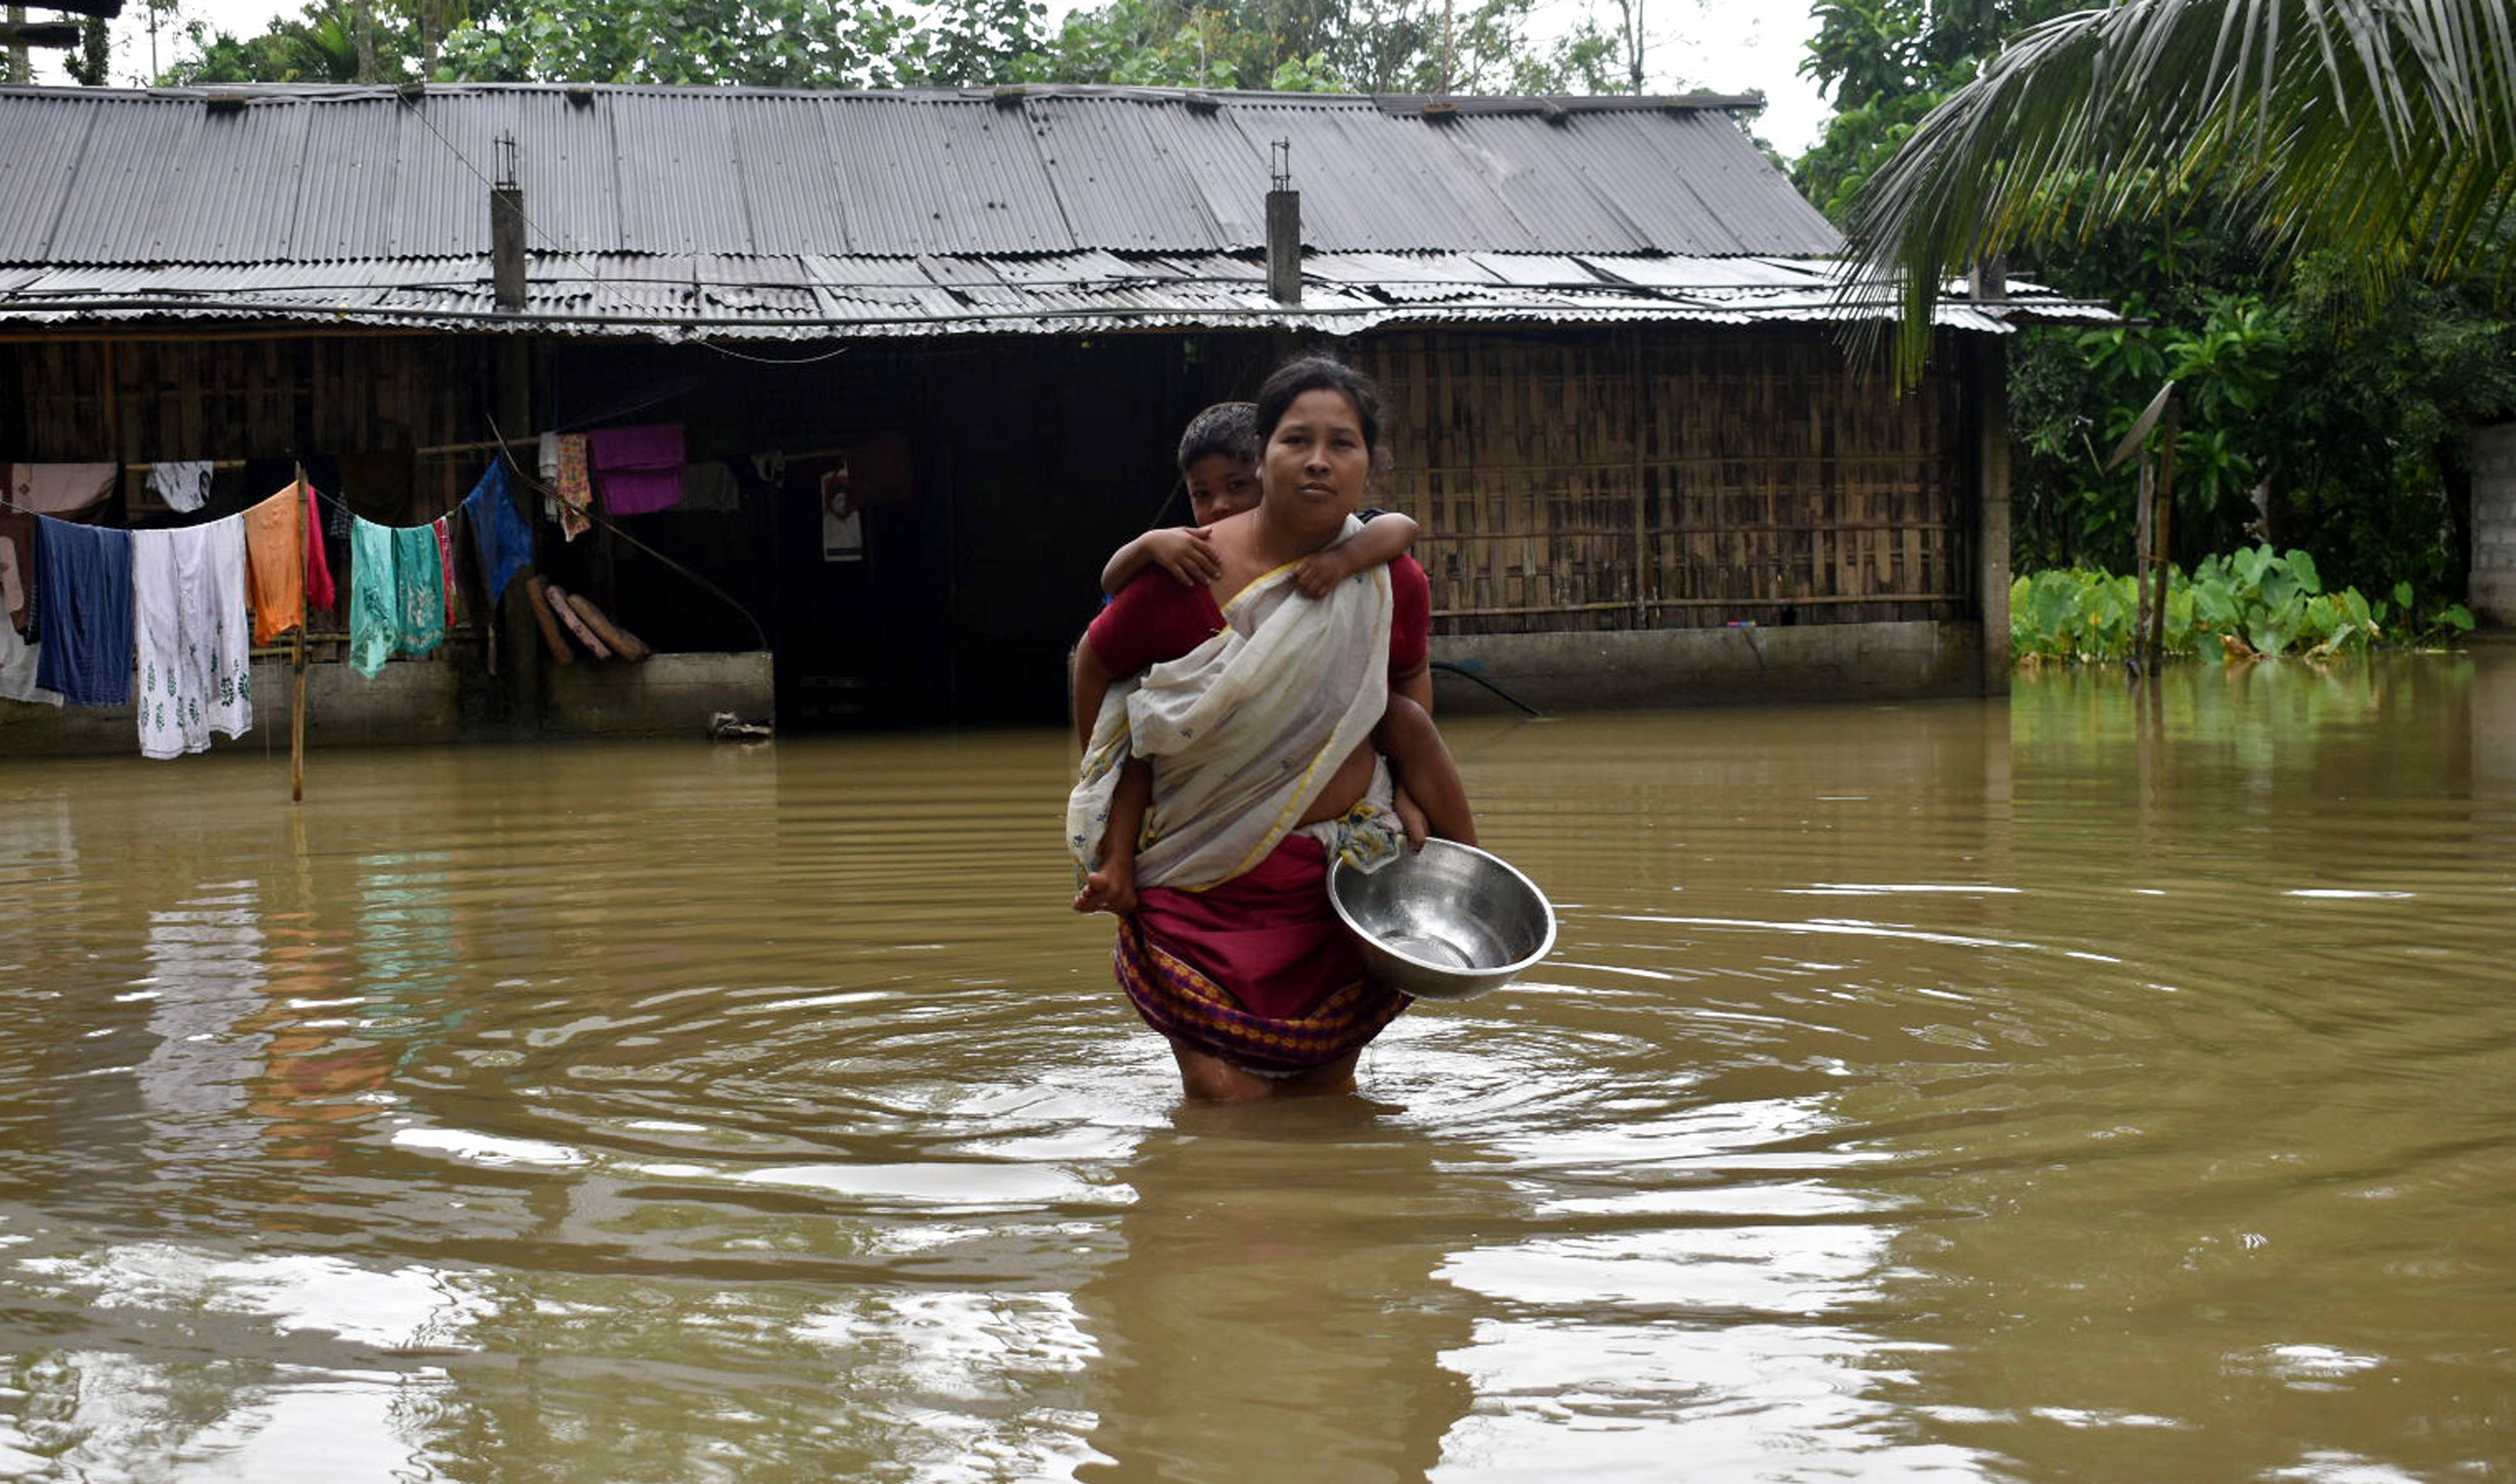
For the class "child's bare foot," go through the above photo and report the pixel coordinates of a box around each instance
[1072,867,1140,916]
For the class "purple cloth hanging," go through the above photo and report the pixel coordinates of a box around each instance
[586,424,686,516]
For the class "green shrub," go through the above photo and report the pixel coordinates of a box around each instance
[2010,545,2474,663]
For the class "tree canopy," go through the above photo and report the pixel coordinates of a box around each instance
[158,0,1628,94]
[1797,0,2516,594]
[1836,0,2516,376]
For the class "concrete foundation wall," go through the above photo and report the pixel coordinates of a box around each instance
[1429,621,1989,715]
[2473,424,2516,627]
[546,653,773,736]
[0,651,771,759]
[5,621,1985,757]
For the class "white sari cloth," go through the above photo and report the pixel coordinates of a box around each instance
[132,516,253,761]
[1069,518,1393,892]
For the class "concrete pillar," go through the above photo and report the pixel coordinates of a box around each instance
[2471,423,2516,626]
[1266,189,1301,307]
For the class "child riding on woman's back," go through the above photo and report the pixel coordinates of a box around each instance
[1076,401,1474,916]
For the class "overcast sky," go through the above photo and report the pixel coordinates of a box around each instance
[33,0,1832,157]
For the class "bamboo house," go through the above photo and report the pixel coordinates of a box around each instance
[0,81,2106,748]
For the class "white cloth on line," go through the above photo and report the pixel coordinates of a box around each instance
[148,460,216,514]
[537,431,563,523]
[132,516,253,760]
[0,620,63,706]
[8,462,118,516]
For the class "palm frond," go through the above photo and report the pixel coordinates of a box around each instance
[1840,0,2516,381]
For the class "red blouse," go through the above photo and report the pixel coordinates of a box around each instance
[1085,555,1431,681]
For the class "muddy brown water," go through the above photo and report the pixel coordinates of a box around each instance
[2,654,2512,1482]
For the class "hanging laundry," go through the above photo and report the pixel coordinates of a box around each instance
[242,482,327,644]
[32,517,134,706]
[303,482,336,614]
[555,433,594,539]
[587,424,685,516]
[432,518,460,628]
[8,463,118,517]
[392,522,446,659]
[0,622,61,706]
[0,510,30,633]
[681,460,744,513]
[132,517,251,761]
[536,432,563,526]
[348,516,396,679]
[462,460,534,605]
[147,461,216,514]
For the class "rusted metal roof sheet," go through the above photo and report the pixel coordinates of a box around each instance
[0,82,2107,340]
[0,82,1841,265]
[0,251,2115,337]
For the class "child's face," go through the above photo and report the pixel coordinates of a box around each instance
[1184,454,1259,526]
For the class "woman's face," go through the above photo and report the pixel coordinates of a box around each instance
[1262,388,1371,521]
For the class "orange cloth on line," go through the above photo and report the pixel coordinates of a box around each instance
[243,483,336,642]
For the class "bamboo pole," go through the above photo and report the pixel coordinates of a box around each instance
[2132,453,2155,673]
[2148,399,2180,674]
[290,461,309,804]
[1629,328,1649,627]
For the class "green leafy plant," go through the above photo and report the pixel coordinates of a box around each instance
[2011,545,2474,664]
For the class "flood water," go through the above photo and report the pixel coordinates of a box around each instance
[3,652,2513,1483]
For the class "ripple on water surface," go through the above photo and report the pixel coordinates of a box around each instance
[4,666,2515,1481]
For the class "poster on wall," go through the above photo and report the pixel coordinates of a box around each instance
[819,459,862,563]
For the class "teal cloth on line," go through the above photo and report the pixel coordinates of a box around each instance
[392,522,446,659]
[349,516,396,678]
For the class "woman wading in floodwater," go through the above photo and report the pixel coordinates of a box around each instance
[1068,357,1459,1102]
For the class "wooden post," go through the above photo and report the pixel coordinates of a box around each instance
[1629,328,1649,628]
[2147,398,2180,673]
[2132,453,2155,672]
[1971,337,2013,697]
[290,461,309,803]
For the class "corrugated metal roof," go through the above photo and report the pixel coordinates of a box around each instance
[0,251,2116,338]
[0,82,1842,265]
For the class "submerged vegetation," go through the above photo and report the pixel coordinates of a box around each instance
[2012,546,2476,664]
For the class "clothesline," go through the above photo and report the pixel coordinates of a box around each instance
[1,469,497,536]
[6,460,535,749]
[11,425,797,734]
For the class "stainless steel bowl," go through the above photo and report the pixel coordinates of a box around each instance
[1329,839,1557,1001]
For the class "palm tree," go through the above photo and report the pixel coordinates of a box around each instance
[1844,0,2516,376]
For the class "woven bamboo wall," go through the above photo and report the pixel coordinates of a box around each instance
[1346,327,1971,635]
[12,335,502,519]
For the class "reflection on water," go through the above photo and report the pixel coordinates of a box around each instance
[2,653,2513,1481]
